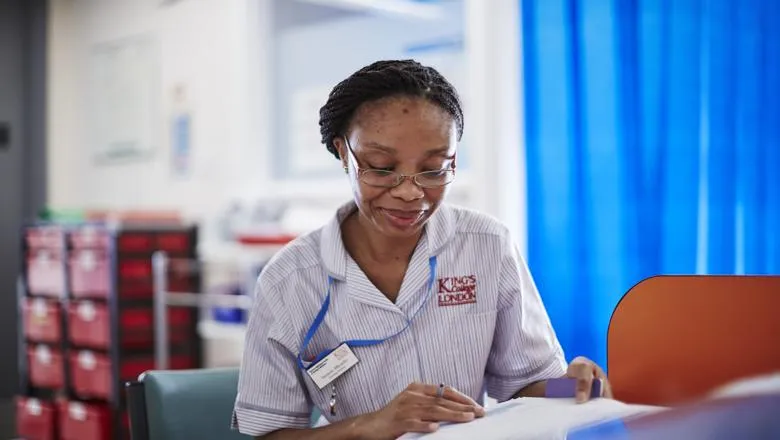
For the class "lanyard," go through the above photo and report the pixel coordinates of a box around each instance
[296,256,438,370]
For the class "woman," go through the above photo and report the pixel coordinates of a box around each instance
[232,60,611,439]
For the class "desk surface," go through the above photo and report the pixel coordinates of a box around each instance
[567,393,780,440]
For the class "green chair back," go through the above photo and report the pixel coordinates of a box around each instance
[128,367,322,439]
[141,368,248,440]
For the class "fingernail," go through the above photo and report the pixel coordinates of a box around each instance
[576,392,587,403]
[475,406,486,417]
[463,412,475,421]
[428,423,440,431]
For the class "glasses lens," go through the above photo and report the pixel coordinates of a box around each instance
[361,170,399,187]
[416,170,455,187]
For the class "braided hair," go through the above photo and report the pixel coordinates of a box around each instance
[319,59,464,160]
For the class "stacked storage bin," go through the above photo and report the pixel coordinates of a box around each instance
[17,223,201,440]
[18,226,67,440]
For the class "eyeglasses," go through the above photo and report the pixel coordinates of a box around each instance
[343,137,455,188]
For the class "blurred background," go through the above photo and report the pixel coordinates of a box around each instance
[1,0,778,438]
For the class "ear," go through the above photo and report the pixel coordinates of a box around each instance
[333,137,348,169]
[451,152,458,171]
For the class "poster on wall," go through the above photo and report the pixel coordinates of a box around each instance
[288,86,332,175]
[88,35,159,164]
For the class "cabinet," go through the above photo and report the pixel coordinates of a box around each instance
[16,223,201,440]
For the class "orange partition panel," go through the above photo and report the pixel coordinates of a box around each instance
[607,276,780,406]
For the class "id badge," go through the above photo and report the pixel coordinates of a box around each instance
[305,343,359,390]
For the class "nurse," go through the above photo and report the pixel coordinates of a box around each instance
[232,60,611,440]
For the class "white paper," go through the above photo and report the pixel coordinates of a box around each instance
[78,351,97,371]
[89,35,159,163]
[289,87,332,175]
[77,301,96,322]
[399,398,665,440]
[709,372,780,399]
[69,402,87,421]
[26,399,42,416]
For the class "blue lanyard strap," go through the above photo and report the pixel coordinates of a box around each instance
[297,256,437,370]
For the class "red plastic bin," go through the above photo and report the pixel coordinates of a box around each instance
[156,232,193,253]
[121,354,196,381]
[23,298,62,343]
[118,258,152,280]
[68,301,192,349]
[117,233,154,253]
[69,351,196,400]
[67,302,110,349]
[69,227,111,250]
[26,250,66,298]
[16,396,57,440]
[111,276,193,300]
[68,351,112,400]
[27,345,64,389]
[69,250,111,299]
[25,227,65,250]
[120,307,192,347]
[57,400,111,440]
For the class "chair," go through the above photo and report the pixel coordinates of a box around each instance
[126,368,321,440]
[607,275,780,406]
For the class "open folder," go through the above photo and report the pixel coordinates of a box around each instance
[399,398,665,440]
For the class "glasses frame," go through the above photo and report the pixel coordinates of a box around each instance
[342,136,456,189]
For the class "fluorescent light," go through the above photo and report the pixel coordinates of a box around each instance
[297,0,445,20]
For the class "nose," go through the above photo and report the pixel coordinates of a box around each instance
[390,175,425,201]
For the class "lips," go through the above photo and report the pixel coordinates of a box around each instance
[379,208,426,229]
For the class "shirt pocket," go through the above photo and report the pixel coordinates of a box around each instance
[446,310,497,401]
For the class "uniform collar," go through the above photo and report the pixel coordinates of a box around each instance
[320,200,457,280]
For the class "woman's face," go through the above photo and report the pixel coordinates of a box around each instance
[334,96,458,241]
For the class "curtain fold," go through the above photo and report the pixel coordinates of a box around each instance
[521,0,780,368]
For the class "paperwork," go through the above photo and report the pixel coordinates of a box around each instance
[709,372,780,399]
[399,398,664,440]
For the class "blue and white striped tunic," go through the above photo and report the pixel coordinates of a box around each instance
[232,201,566,437]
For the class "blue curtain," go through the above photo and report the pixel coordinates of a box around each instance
[521,0,780,369]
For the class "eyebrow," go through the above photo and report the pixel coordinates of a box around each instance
[363,142,453,158]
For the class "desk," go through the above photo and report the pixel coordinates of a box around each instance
[401,393,780,439]
[568,393,780,440]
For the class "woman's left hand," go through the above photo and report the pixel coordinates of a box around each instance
[566,356,613,403]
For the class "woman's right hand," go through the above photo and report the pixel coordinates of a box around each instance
[356,382,485,439]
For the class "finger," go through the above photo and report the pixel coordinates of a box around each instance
[576,376,594,403]
[420,385,486,416]
[601,379,614,398]
[416,394,485,417]
[591,363,607,379]
[589,364,613,398]
[403,391,483,418]
[416,403,477,423]
[402,420,440,434]
[568,364,594,403]
[422,384,483,407]
[595,376,613,399]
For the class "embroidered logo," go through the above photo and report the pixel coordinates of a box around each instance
[437,275,477,306]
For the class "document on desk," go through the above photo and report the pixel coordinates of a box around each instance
[399,398,665,440]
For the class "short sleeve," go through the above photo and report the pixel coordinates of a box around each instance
[485,238,567,402]
[231,273,312,436]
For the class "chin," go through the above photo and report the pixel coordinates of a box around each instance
[376,222,425,239]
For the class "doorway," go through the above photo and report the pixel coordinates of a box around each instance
[0,0,48,436]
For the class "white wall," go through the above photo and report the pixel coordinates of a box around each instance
[47,0,268,221]
[46,0,524,245]
[464,0,526,252]
[270,1,466,179]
